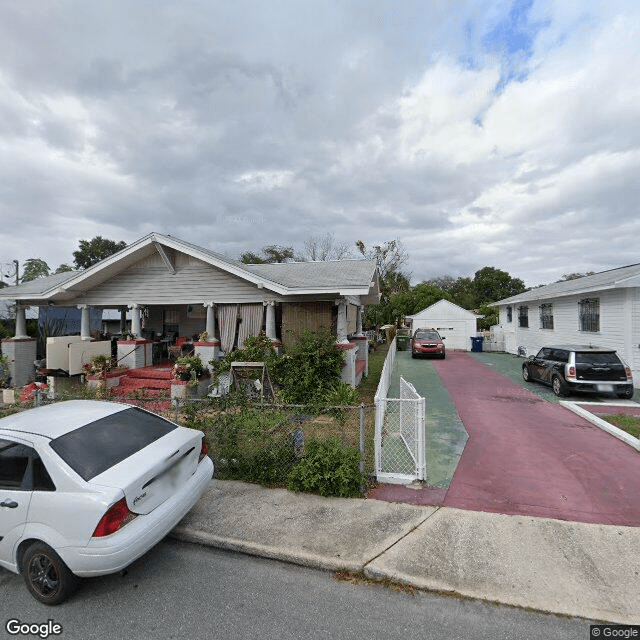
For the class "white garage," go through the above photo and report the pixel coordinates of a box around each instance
[406,299,482,351]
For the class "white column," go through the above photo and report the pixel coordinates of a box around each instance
[336,299,349,344]
[264,301,277,341]
[129,304,141,338]
[14,305,28,339]
[356,305,364,337]
[204,303,217,340]
[78,305,91,340]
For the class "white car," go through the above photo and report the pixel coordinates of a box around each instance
[0,400,214,605]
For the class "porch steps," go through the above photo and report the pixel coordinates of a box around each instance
[125,366,174,380]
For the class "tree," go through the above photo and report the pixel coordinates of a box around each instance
[73,236,126,269]
[21,258,50,282]
[476,303,498,330]
[558,272,595,282]
[472,266,526,305]
[427,275,476,309]
[301,233,353,261]
[54,264,74,274]
[240,245,295,264]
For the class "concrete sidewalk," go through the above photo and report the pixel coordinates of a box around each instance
[173,480,640,625]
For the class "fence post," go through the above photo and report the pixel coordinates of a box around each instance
[359,403,366,489]
[34,388,41,407]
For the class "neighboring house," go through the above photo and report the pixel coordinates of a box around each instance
[491,264,640,384]
[0,232,380,386]
[406,299,483,351]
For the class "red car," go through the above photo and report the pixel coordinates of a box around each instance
[411,329,446,359]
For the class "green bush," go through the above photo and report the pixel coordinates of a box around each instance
[210,333,277,384]
[287,436,365,498]
[189,408,295,486]
[271,328,346,405]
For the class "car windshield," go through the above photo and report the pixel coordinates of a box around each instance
[50,408,177,481]
[575,352,621,365]
[415,331,440,340]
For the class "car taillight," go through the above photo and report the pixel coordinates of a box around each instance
[93,498,137,537]
[567,366,576,379]
[625,367,633,380]
[199,435,208,462]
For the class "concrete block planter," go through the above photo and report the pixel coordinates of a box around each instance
[170,377,212,400]
[2,388,16,404]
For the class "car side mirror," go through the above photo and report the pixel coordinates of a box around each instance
[442,336,446,340]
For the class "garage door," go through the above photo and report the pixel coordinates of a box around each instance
[432,320,470,351]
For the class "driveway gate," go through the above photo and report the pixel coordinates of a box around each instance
[375,375,426,484]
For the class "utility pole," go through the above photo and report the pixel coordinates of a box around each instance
[13,260,18,286]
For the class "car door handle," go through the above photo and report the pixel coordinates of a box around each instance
[0,500,19,508]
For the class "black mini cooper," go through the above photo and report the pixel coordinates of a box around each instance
[522,345,634,398]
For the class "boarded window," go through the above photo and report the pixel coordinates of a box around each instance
[518,306,529,328]
[281,302,333,350]
[579,298,599,332]
[539,303,553,330]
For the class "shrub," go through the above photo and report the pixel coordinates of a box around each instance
[271,328,345,405]
[287,436,365,498]
[190,408,295,486]
[210,333,277,384]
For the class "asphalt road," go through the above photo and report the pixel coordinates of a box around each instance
[1,539,590,640]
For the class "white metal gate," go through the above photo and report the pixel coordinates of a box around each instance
[375,375,426,484]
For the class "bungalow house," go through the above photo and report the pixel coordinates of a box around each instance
[405,299,483,351]
[491,263,640,385]
[0,232,380,387]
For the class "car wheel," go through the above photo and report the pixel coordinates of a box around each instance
[522,365,531,382]
[551,376,565,397]
[617,389,634,400]
[22,542,78,606]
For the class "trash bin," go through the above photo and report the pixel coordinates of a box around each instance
[396,335,409,351]
[470,336,484,352]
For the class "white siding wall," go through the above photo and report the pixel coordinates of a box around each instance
[79,253,281,306]
[497,288,640,383]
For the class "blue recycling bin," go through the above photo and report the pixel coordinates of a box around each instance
[470,336,484,352]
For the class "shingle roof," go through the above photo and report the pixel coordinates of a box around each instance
[0,272,79,297]
[494,263,640,305]
[243,259,377,289]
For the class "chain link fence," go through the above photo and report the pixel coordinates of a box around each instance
[0,387,377,489]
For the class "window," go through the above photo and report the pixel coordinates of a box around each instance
[518,306,529,328]
[506,306,512,323]
[0,440,55,491]
[579,298,599,332]
[539,303,554,330]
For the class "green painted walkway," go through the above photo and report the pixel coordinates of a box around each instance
[388,350,468,488]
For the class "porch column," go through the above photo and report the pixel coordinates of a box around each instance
[335,299,349,344]
[204,302,218,340]
[120,307,127,333]
[14,305,28,339]
[129,304,141,338]
[355,305,364,337]
[78,305,91,340]
[264,301,277,341]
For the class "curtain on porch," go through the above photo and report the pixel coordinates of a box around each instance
[217,304,238,354]
[238,304,264,349]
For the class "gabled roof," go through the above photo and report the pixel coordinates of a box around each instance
[406,298,482,320]
[0,233,379,303]
[493,262,640,306]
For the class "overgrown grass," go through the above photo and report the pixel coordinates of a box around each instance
[601,414,640,439]
[358,342,389,405]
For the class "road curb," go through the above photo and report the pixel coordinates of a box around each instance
[560,401,640,452]
[170,526,366,573]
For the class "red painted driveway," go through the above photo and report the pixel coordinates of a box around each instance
[432,352,640,526]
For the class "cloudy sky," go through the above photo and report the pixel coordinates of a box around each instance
[0,0,638,288]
